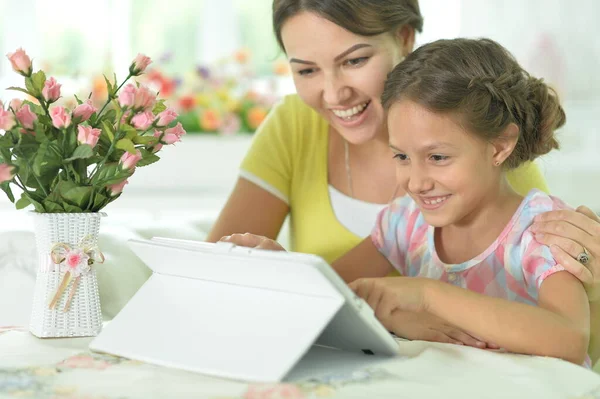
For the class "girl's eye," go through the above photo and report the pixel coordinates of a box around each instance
[430,154,449,162]
[297,68,316,76]
[344,57,369,67]
[393,153,408,161]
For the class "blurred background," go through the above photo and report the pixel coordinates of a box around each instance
[0,0,599,324]
[1,0,599,216]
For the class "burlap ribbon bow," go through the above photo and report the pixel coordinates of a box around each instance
[48,236,105,312]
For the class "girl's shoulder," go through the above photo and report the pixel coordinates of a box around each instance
[519,189,572,220]
[504,189,572,245]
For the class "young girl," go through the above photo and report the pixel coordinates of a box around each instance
[223,38,590,365]
[345,37,590,365]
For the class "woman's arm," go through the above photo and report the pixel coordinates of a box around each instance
[206,178,289,242]
[351,272,589,364]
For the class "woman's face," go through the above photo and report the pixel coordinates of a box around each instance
[281,12,409,144]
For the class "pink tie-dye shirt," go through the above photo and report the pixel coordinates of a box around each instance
[372,189,591,367]
[372,189,568,305]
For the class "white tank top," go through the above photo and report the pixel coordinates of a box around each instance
[328,185,388,238]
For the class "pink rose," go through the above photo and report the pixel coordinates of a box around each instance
[50,106,71,129]
[107,179,128,196]
[9,99,22,111]
[156,108,178,127]
[133,86,156,111]
[42,77,61,102]
[6,48,32,76]
[0,103,16,131]
[118,84,137,108]
[130,54,152,75]
[73,99,97,122]
[77,125,101,148]
[131,111,155,130]
[162,122,186,144]
[16,104,37,129]
[119,150,142,169]
[0,163,16,184]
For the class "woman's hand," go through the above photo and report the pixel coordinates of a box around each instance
[219,233,286,251]
[532,206,600,300]
[349,277,496,348]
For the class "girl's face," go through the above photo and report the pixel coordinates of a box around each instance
[281,12,409,144]
[388,100,503,228]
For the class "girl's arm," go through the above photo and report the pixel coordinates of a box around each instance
[353,272,590,364]
[332,237,394,283]
[426,272,589,363]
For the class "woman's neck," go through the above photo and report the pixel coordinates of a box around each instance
[435,178,524,264]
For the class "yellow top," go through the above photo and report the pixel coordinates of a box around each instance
[240,95,549,264]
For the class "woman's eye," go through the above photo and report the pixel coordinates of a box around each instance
[344,57,369,67]
[393,153,408,161]
[297,68,316,76]
[431,154,449,162]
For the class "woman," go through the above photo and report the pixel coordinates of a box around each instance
[209,0,600,358]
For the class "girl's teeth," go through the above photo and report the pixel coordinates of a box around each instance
[424,196,448,205]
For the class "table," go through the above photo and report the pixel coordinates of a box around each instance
[1,327,600,399]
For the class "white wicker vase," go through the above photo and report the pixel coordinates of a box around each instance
[29,212,104,338]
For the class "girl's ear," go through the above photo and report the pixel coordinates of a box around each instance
[395,25,415,57]
[491,123,519,167]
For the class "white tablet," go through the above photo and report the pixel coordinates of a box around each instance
[89,237,398,382]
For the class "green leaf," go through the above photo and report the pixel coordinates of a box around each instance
[115,138,136,154]
[6,86,31,96]
[91,163,132,186]
[0,134,15,149]
[15,193,31,210]
[0,182,15,203]
[102,120,115,142]
[13,133,39,159]
[74,94,84,106]
[42,199,65,213]
[103,74,114,98]
[91,192,109,212]
[152,100,167,115]
[63,204,83,213]
[132,135,157,145]
[121,124,138,140]
[33,141,62,176]
[62,185,92,209]
[137,151,160,167]
[24,78,37,97]
[65,144,94,162]
[31,70,47,95]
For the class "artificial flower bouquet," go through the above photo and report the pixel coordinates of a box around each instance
[0,48,186,213]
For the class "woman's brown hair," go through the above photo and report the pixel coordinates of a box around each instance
[272,0,423,52]
[382,38,565,169]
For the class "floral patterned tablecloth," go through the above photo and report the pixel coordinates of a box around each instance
[1,326,600,399]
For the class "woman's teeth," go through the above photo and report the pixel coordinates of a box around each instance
[332,102,369,119]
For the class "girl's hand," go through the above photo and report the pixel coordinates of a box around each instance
[350,277,498,349]
[219,233,286,251]
[349,276,429,318]
[532,206,600,301]
[389,310,498,349]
